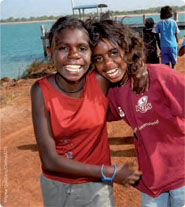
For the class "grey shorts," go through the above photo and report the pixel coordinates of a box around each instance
[40,174,114,207]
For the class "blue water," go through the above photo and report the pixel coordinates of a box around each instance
[1,21,54,78]
[1,13,185,79]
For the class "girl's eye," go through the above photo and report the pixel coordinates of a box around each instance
[79,46,89,52]
[94,56,103,63]
[60,47,67,51]
[110,49,119,56]
[57,46,68,51]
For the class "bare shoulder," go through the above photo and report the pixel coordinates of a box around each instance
[30,80,42,97]
[94,70,106,81]
[30,80,44,109]
[30,74,54,96]
[31,80,40,92]
[94,71,109,95]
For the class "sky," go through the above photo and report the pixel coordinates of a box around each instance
[0,0,185,19]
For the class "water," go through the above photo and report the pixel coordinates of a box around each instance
[1,21,54,79]
[1,13,185,79]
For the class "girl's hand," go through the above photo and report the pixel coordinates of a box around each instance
[115,162,142,185]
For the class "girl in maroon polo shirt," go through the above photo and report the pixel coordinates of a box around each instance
[86,14,185,207]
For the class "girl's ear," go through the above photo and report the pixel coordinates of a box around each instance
[47,47,53,62]
[47,47,52,58]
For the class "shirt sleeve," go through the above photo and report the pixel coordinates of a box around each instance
[106,107,121,121]
[106,88,129,123]
[106,88,121,122]
[160,68,185,118]
[174,21,180,34]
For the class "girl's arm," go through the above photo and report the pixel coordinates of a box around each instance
[178,45,185,56]
[30,81,142,185]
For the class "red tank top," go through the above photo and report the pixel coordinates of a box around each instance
[38,71,111,183]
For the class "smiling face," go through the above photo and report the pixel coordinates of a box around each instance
[92,39,127,83]
[50,27,91,83]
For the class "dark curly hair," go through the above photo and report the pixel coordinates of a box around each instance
[48,16,89,50]
[160,6,173,19]
[85,13,146,75]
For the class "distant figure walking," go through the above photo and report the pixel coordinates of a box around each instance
[154,5,179,69]
[142,17,160,64]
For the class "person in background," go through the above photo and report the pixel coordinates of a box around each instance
[154,5,179,69]
[178,36,185,56]
[31,16,149,207]
[86,15,185,207]
[142,17,160,64]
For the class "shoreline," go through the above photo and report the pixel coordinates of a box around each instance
[116,11,185,17]
[0,19,55,25]
[1,11,184,24]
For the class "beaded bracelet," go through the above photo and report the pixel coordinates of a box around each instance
[101,164,117,182]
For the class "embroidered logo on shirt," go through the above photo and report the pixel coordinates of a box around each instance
[118,106,125,117]
[136,96,152,113]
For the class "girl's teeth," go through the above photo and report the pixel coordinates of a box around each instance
[106,68,117,74]
[106,68,118,76]
[65,65,82,72]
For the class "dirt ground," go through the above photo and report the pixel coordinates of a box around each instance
[0,55,184,207]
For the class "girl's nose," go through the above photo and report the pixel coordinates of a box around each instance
[68,48,80,59]
[104,56,114,67]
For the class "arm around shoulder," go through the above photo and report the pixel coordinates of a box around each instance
[94,71,109,96]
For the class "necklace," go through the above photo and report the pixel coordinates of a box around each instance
[55,72,86,93]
